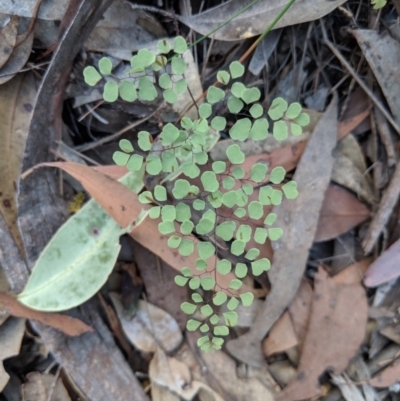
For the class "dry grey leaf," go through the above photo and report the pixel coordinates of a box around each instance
[22,372,72,401]
[0,0,68,20]
[331,373,367,401]
[249,29,282,76]
[351,29,400,125]
[0,73,36,257]
[0,14,19,69]
[0,19,34,85]
[226,95,338,367]
[179,0,347,40]
[0,317,25,392]
[201,349,274,401]
[110,294,182,353]
[85,1,162,53]
[332,134,375,205]
[364,239,400,287]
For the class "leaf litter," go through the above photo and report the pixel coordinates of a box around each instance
[2,1,400,400]
[226,95,338,367]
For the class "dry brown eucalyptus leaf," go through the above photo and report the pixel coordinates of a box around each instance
[277,269,368,401]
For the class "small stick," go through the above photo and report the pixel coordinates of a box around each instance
[362,162,400,254]
[76,102,165,152]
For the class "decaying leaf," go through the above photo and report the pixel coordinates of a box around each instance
[0,73,36,256]
[0,317,25,392]
[22,372,72,401]
[351,29,400,125]
[277,269,368,401]
[262,311,298,356]
[132,241,189,331]
[28,162,146,228]
[179,0,347,40]
[314,184,370,242]
[110,294,182,353]
[200,347,274,401]
[226,95,338,367]
[287,279,313,350]
[0,15,19,69]
[85,0,160,54]
[0,20,34,85]
[0,0,68,20]
[0,292,92,336]
[150,345,226,401]
[331,373,367,401]
[364,239,400,287]
[369,358,400,388]
[331,134,375,206]
[332,258,372,285]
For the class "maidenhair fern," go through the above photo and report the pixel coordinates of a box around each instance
[83,36,309,352]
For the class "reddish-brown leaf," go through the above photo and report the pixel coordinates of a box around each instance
[369,359,400,388]
[277,268,368,401]
[27,162,145,228]
[364,239,400,287]
[315,184,370,242]
[262,311,298,356]
[288,279,313,349]
[0,292,92,336]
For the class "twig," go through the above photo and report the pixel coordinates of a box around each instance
[78,100,105,122]
[76,102,165,152]
[374,106,396,166]
[362,163,400,254]
[320,20,400,136]
[45,365,61,401]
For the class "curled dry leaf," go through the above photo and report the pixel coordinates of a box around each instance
[179,0,348,40]
[331,134,375,206]
[0,73,36,256]
[110,294,182,353]
[200,348,274,401]
[314,184,370,242]
[0,317,25,392]
[364,239,400,287]
[226,95,338,367]
[277,268,368,401]
[0,292,92,336]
